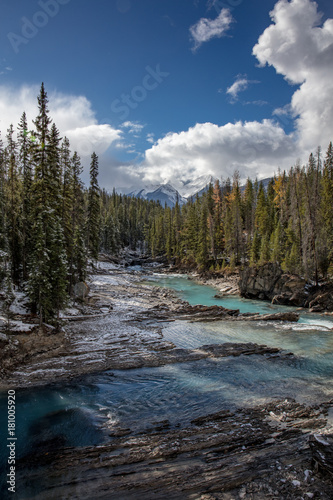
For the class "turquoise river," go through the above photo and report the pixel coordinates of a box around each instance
[1,272,333,496]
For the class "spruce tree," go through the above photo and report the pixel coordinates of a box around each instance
[198,201,209,268]
[0,133,7,257]
[87,152,101,261]
[321,142,333,270]
[48,123,62,215]
[5,124,22,284]
[71,152,87,283]
[49,219,68,322]
[18,112,33,280]
[27,214,52,323]
[27,83,69,324]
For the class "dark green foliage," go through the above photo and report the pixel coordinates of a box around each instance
[18,112,33,280]
[87,152,101,260]
[131,142,333,279]
[0,84,87,324]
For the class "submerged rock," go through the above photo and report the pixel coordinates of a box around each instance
[246,311,300,322]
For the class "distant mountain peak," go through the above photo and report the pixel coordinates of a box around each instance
[179,174,218,198]
[126,183,186,207]
[119,175,219,207]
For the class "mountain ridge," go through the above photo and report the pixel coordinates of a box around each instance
[120,175,273,207]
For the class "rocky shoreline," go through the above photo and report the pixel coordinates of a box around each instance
[0,263,303,389]
[239,263,333,313]
[1,261,333,498]
[16,398,333,499]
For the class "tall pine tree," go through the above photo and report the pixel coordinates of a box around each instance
[87,152,101,261]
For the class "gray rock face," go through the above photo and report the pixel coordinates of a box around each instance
[239,264,333,311]
[73,282,90,301]
[308,291,333,312]
[239,263,308,305]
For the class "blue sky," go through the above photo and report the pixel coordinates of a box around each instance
[0,0,333,192]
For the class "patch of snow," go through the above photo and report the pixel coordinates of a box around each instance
[313,434,330,446]
[178,174,217,198]
[100,307,110,314]
[304,470,312,481]
[13,368,67,377]
[96,261,120,271]
[9,290,29,315]
[8,320,34,332]
[60,307,81,318]
[91,275,123,286]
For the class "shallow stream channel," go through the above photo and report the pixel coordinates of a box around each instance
[1,269,333,496]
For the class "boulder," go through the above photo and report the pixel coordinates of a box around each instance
[250,311,300,322]
[73,282,90,301]
[271,293,291,305]
[239,263,283,301]
[239,264,311,308]
[309,434,333,476]
[309,291,333,313]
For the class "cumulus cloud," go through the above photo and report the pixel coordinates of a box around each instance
[253,0,333,150]
[134,120,296,190]
[226,75,260,102]
[190,8,234,50]
[134,0,333,189]
[0,84,122,158]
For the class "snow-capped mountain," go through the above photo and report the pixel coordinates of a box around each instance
[118,175,273,207]
[120,175,218,207]
[127,184,187,208]
[177,175,217,198]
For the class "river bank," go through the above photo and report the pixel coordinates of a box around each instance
[176,264,333,314]
[0,263,299,389]
[1,262,333,499]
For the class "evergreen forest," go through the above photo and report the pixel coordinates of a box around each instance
[1,84,332,323]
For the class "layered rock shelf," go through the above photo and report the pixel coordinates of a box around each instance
[139,302,300,323]
[16,399,333,499]
[239,262,333,312]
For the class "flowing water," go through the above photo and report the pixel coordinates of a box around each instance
[1,272,333,495]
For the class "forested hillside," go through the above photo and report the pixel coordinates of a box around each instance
[101,144,333,284]
[1,84,332,324]
[142,143,333,281]
[0,84,99,323]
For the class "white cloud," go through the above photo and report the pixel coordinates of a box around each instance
[253,0,333,150]
[135,120,296,188]
[146,133,155,144]
[190,8,234,50]
[245,100,268,106]
[0,84,122,157]
[273,104,292,116]
[226,75,260,102]
[226,78,249,99]
[133,0,333,189]
[121,121,145,134]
